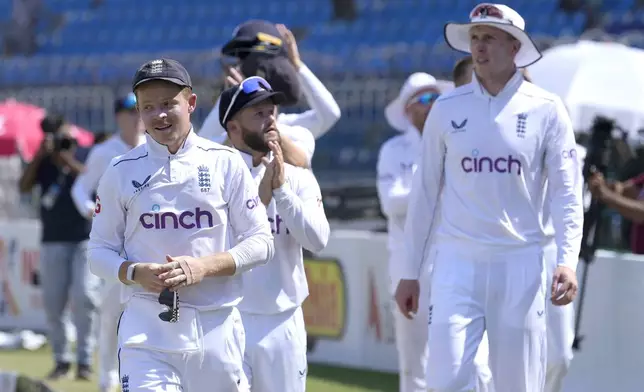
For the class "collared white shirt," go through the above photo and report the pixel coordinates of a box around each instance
[235,150,330,314]
[376,126,421,283]
[88,131,273,309]
[71,133,146,218]
[402,71,583,279]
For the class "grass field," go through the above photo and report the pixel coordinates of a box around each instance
[0,346,398,392]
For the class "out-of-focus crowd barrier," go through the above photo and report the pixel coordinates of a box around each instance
[1,221,643,391]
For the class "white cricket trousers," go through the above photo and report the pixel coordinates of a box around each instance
[98,283,123,391]
[543,242,574,392]
[426,245,547,392]
[240,307,307,392]
[117,295,248,392]
[391,271,493,392]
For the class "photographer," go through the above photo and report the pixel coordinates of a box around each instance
[588,171,644,254]
[17,113,100,381]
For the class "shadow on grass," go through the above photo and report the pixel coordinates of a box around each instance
[309,363,398,391]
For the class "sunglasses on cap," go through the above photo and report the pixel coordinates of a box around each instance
[408,92,440,107]
[221,76,274,125]
[158,288,179,323]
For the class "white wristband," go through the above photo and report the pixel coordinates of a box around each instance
[126,263,138,283]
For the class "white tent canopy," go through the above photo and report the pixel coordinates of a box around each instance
[528,40,644,142]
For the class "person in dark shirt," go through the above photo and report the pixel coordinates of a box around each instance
[589,170,644,254]
[18,113,100,382]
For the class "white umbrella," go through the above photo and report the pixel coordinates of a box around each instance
[528,40,644,140]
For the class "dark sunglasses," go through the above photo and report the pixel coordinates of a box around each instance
[221,76,274,124]
[410,92,440,106]
[158,288,179,323]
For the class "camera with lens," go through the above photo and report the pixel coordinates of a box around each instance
[582,116,615,180]
[40,113,76,152]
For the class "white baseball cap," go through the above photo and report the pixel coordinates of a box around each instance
[444,3,542,68]
[385,72,439,132]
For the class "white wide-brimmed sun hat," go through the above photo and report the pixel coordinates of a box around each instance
[385,72,439,132]
[444,3,542,68]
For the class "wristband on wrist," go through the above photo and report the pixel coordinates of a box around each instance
[118,261,137,285]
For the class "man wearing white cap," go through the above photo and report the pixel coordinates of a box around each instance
[379,73,494,392]
[395,3,583,392]
[451,58,579,392]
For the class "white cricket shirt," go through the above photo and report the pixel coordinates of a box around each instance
[88,131,274,309]
[236,151,330,314]
[402,71,583,279]
[376,127,421,283]
[71,133,145,218]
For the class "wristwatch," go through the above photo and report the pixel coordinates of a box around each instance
[126,263,138,284]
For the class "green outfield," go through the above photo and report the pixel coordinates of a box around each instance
[0,346,398,392]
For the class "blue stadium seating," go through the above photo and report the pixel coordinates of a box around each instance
[0,0,597,87]
[1,0,642,174]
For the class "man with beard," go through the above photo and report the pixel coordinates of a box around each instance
[201,22,340,169]
[219,76,330,391]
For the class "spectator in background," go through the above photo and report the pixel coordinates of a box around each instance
[17,113,100,381]
[589,170,644,254]
[200,21,340,168]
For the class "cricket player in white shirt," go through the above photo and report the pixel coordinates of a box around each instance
[88,58,275,392]
[453,61,579,392]
[219,76,330,391]
[395,4,583,392]
[200,23,340,167]
[71,93,145,392]
[378,73,492,392]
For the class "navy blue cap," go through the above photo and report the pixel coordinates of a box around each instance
[132,58,192,91]
[114,93,137,113]
[221,20,285,58]
[219,77,286,127]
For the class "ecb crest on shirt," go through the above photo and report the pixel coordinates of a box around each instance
[516,113,528,139]
[197,165,211,193]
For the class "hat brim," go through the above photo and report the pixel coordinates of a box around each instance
[221,38,255,56]
[133,77,191,90]
[385,96,411,132]
[444,21,542,68]
[223,91,287,126]
[221,38,283,57]
[243,91,286,108]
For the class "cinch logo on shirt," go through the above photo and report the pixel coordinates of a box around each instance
[246,196,260,210]
[461,149,522,175]
[269,214,290,235]
[139,205,215,229]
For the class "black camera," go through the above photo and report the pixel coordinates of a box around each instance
[40,113,75,151]
[582,116,615,180]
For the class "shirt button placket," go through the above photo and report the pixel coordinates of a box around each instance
[168,156,176,182]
